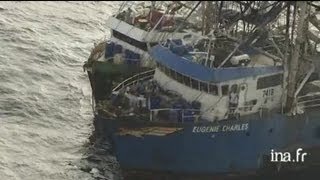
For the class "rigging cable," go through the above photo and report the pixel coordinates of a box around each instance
[172,1,202,35]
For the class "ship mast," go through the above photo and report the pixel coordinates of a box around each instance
[285,1,308,113]
[204,1,215,35]
[281,2,291,113]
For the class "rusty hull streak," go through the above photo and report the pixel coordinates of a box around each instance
[117,127,183,137]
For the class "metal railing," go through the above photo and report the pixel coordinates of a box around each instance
[297,93,320,109]
[112,69,155,92]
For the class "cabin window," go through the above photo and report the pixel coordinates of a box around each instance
[112,30,148,51]
[191,79,199,90]
[199,81,208,92]
[183,75,190,87]
[209,84,218,95]
[158,63,164,72]
[230,84,238,93]
[170,69,176,79]
[150,42,158,47]
[240,85,246,91]
[160,64,164,73]
[164,66,170,76]
[176,72,183,83]
[257,74,283,90]
[221,85,229,96]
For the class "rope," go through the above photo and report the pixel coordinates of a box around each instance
[172,1,201,35]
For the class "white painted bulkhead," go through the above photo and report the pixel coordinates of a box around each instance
[153,68,283,121]
[106,16,189,43]
[101,16,199,67]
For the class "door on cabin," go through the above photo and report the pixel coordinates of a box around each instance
[238,83,249,112]
[228,84,239,115]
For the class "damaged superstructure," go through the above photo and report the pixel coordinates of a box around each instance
[84,1,320,178]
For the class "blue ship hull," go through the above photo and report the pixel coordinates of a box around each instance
[94,108,320,176]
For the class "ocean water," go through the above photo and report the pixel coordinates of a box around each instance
[2,1,320,180]
[0,1,121,179]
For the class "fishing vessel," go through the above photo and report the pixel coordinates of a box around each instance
[84,1,203,105]
[84,1,320,178]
